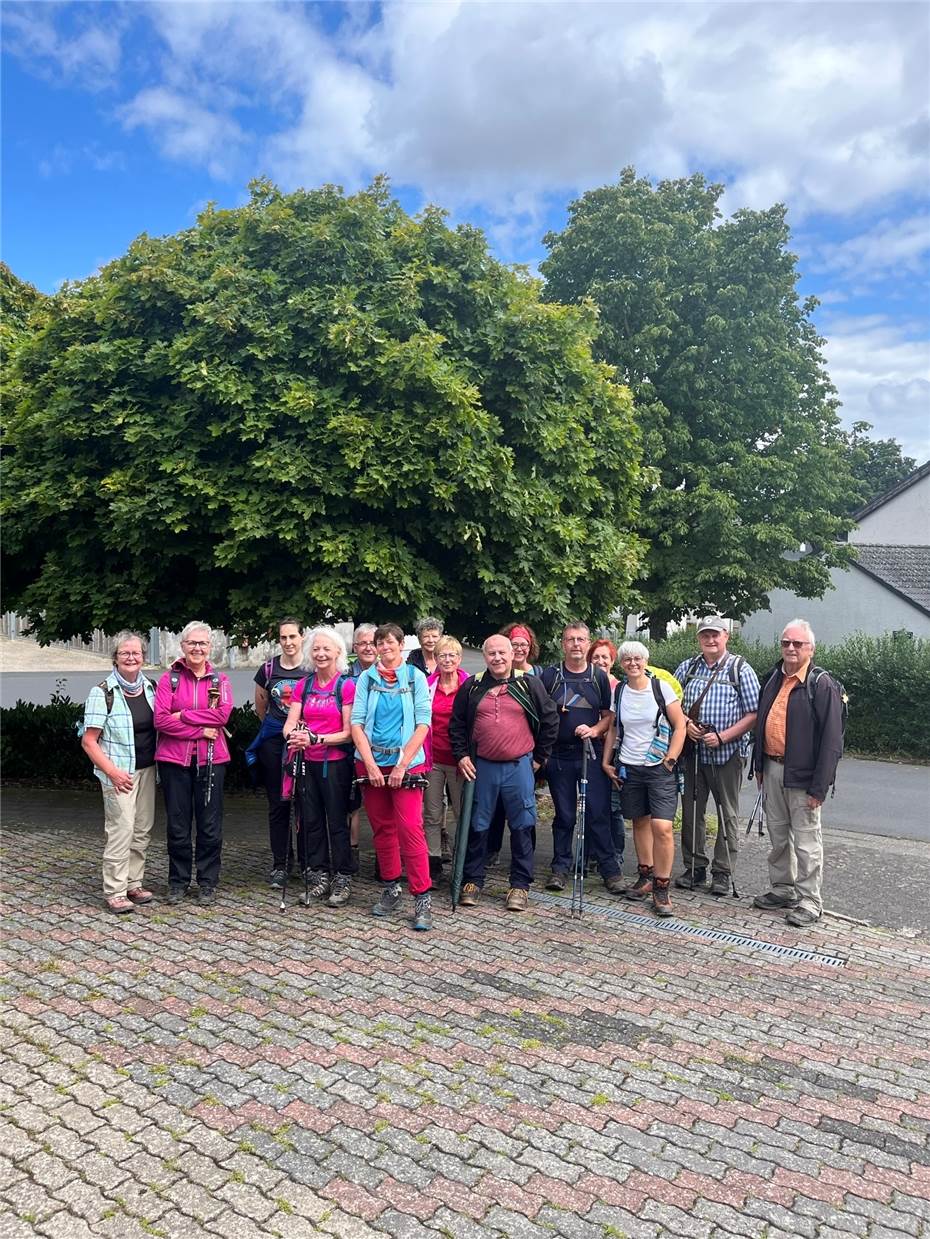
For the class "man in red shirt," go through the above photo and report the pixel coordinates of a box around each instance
[449,635,559,911]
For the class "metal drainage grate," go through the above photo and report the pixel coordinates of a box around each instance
[532,892,846,967]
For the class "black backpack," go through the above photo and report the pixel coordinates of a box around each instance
[614,672,669,745]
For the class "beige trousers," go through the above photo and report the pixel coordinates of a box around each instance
[422,764,464,856]
[763,757,823,915]
[101,765,156,897]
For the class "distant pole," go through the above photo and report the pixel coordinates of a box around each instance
[149,627,160,667]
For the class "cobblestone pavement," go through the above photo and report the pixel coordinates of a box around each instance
[1,804,929,1239]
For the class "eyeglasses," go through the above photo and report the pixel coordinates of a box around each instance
[781,639,809,648]
[620,657,645,664]
[511,641,530,650]
[437,652,459,659]
[184,641,210,649]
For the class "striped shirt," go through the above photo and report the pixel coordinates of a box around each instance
[674,653,760,765]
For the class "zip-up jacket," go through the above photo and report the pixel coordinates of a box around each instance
[751,665,843,801]
[154,659,233,767]
[449,670,559,767]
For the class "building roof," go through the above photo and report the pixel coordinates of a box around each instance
[853,544,930,618]
[853,460,930,522]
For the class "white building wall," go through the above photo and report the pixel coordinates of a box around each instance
[740,566,930,646]
[850,472,930,546]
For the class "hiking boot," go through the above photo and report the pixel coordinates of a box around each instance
[304,870,331,901]
[604,874,626,895]
[269,868,286,890]
[412,892,433,931]
[198,886,216,906]
[126,887,153,904]
[625,865,654,901]
[327,875,351,908]
[166,885,185,906]
[506,888,529,912]
[786,906,821,928]
[753,890,799,911]
[710,873,730,897]
[372,881,402,918]
[546,872,566,892]
[105,895,134,915]
[459,882,480,907]
[652,878,673,918]
[674,868,706,890]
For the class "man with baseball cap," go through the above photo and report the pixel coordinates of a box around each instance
[673,618,760,895]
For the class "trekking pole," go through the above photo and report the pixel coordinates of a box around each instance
[204,682,221,806]
[571,740,592,919]
[282,746,305,912]
[689,744,699,888]
[712,789,740,899]
[745,789,764,838]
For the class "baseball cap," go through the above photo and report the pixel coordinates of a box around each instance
[697,616,728,633]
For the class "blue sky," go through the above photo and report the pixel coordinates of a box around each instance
[3,0,928,461]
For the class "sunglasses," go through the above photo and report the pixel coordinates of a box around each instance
[781,639,809,648]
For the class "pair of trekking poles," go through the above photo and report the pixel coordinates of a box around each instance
[278,723,340,913]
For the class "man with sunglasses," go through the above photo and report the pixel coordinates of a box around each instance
[751,619,844,927]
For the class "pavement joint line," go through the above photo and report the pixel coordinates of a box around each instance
[529,891,847,967]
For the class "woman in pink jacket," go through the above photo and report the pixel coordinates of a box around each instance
[154,622,233,906]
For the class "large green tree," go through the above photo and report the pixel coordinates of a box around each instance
[2,179,645,645]
[842,420,916,516]
[541,168,857,636]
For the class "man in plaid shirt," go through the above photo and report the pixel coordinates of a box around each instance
[673,618,760,896]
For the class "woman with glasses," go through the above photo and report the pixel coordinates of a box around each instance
[423,636,470,878]
[602,640,686,918]
[80,631,158,914]
[154,622,233,906]
[407,618,444,677]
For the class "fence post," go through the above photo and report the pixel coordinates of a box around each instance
[148,627,160,667]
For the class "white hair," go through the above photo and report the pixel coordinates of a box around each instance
[179,621,212,644]
[783,618,815,648]
[618,640,650,662]
[353,623,376,642]
[483,634,512,653]
[307,625,349,672]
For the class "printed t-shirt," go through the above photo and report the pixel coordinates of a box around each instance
[125,691,156,768]
[618,679,679,766]
[254,656,304,722]
[473,684,534,762]
[296,673,356,762]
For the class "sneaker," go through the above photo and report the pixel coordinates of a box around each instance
[105,895,134,915]
[505,888,529,912]
[674,868,707,890]
[440,829,453,862]
[304,870,331,901]
[372,881,402,918]
[604,874,625,895]
[652,878,673,918]
[166,885,185,906]
[269,868,286,890]
[126,887,153,904]
[710,873,730,897]
[546,872,566,892]
[786,906,821,928]
[625,866,654,901]
[753,890,799,911]
[327,875,351,908]
[198,887,216,905]
[412,892,433,931]
[459,882,480,907]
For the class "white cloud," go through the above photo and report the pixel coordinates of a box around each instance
[118,87,246,179]
[37,143,125,178]
[811,213,930,281]
[822,315,930,463]
[2,3,122,89]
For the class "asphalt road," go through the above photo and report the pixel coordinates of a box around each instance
[5,667,928,844]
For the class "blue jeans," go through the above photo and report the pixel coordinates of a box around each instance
[463,755,536,890]
[546,747,619,879]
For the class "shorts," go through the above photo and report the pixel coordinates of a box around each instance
[619,763,678,822]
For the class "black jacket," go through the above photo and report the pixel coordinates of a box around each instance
[751,665,844,801]
[449,671,559,767]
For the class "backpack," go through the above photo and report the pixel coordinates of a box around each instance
[299,672,353,752]
[762,664,849,744]
[542,664,607,720]
[679,653,746,707]
[614,671,669,745]
[75,677,155,738]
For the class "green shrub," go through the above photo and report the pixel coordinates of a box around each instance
[0,693,261,788]
[647,630,929,761]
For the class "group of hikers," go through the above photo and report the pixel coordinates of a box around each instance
[81,613,844,934]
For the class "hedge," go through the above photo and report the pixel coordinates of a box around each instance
[646,631,929,761]
[1,632,927,781]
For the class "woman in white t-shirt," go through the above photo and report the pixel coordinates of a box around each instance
[602,641,686,919]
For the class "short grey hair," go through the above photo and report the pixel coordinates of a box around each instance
[483,634,512,653]
[110,630,147,664]
[179,621,212,645]
[783,618,815,648]
[416,617,444,638]
[618,640,650,662]
[353,623,376,643]
[307,625,349,673]
[563,620,590,637]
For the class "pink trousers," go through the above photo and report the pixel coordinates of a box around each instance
[357,762,431,895]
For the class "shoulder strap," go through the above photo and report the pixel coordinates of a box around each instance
[264,658,274,682]
[170,671,180,693]
[680,654,704,692]
[98,680,114,714]
[650,673,667,718]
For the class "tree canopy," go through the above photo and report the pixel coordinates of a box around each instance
[1,179,645,645]
[541,168,858,635]
[842,420,917,515]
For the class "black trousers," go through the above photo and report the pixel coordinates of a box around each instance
[297,757,352,875]
[257,732,293,868]
[159,759,225,890]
